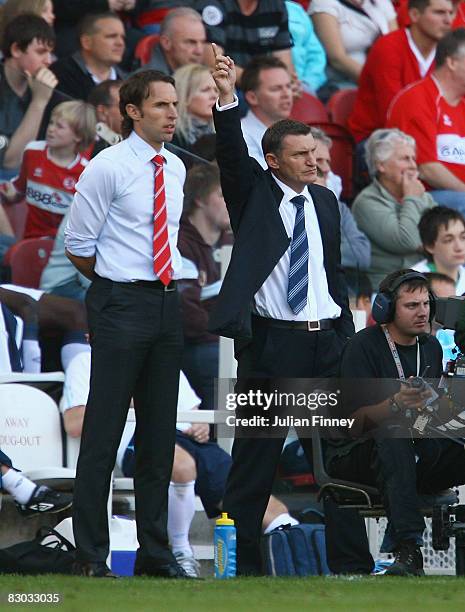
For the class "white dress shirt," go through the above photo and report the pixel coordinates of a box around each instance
[217,96,341,321]
[254,175,341,321]
[65,130,185,283]
[240,110,267,169]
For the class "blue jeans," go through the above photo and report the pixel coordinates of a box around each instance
[0,234,16,263]
[430,190,465,217]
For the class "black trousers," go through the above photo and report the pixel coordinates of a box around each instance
[329,437,465,552]
[222,317,369,575]
[73,276,183,564]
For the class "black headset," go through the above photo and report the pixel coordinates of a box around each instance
[372,271,436,324]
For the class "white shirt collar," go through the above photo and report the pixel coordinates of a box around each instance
[406,28,435,77]
[127,130,167,164]
[271,172,310,204]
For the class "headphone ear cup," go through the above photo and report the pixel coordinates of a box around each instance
[429,291,436,322]
[372,292,393,324]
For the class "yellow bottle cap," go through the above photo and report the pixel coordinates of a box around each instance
[216,512,235,526]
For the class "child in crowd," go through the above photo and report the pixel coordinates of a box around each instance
[0,100,96,239]
[414,207,465,296]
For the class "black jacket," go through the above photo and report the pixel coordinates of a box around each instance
[209,104,354,344]
[51,52,126,102]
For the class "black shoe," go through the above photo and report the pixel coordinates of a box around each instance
[16,486,73,518]
[134,558,197,579]
[72,561,119,578]
[384,541,424,577]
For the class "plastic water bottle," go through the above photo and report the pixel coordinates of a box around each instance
[214,512,236,578]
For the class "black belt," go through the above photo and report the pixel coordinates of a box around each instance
[253,315,337,332]
[133,279,177,291]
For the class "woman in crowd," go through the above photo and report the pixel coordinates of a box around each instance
[172,64,218,154]
[309,0,397,99]
[352,128,436,288]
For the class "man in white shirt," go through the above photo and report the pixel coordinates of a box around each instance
[65,70,188,579]
[240,55,293,169]
[210,47,367,576]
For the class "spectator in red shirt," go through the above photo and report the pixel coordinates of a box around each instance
[395,0,464,28]
[0,100,96,239]
[387,28,465,217]
[349,0,454,144]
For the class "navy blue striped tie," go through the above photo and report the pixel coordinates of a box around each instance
[287,195,308,314]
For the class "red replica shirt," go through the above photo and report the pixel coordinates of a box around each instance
[348,29,434,143]
[387,75,465,184]
[12,141,88,239]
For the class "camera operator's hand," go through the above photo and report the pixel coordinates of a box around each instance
[394,379,432,414]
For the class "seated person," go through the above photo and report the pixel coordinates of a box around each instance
[349,0,453,144]
[0,14,57,180]
[240,55,293,169]
[351,128,436,287]
[423,271,458,367]
[326,269,465,576]
[194,0,297,87]
[0,284,88,374]
[62,353,300,578]
[171,64,217,153]
[0,101,96,240]
[50,12,126,102]
[0,449,72,516]
[142,7,207,74]
[285,0,327,95]
[387,29,465,217]
[414,206,465,294]
[309,0,397,99]
[311,126,371,271]
[178,163,232,411]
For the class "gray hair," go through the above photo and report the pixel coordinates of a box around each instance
[365,128,416,178]
[310,126,332,148]
[160,7,203,37]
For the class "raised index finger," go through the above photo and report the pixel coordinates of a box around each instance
[212,42,219,59]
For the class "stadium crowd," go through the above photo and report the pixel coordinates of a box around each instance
[1,0,465,580]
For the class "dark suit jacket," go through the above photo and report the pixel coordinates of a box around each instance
[51,52,126,102]
[209,104,354,346]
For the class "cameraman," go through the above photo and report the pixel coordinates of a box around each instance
[326,270,465,576]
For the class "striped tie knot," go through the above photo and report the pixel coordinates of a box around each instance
[291,195,306,209]
[152,154,165,167]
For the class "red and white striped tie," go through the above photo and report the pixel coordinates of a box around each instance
[151,155,172,285]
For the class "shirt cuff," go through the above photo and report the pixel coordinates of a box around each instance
[64,234,96,258]
[216,94,239,112]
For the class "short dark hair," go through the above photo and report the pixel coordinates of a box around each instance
[423,271,456,290]
[183,163,221,213]
[2,13,55,58]
[408,0,433,11]
[418,206,465,260]
[77,11,122,41]
[345,270,373,302]
[241,55,289,94]
[119,70,175,138]
[88,79,122,107]
[435,28,465,68]
[262,119,311,158]
[379,269,429,297]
